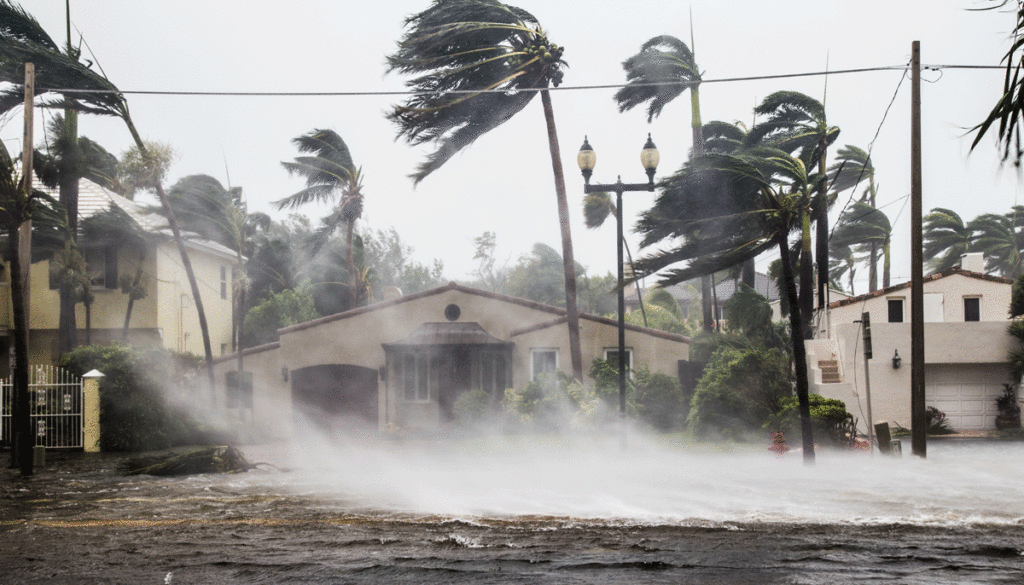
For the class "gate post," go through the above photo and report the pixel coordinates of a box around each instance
[82,370,104,452]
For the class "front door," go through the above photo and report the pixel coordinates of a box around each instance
[437,347,471,421]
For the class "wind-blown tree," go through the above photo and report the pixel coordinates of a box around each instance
[275,129,363,312]
[972,1,1024,163]
[614,33,717,331]
[832,201,893,289]
[923,207,976,275]
[166,174,271,370]
[582,190,647,326]
[828,241,857,295]
[751,91,840,327]
[633,148,818,462]
[970,208,1024,277]
[387,0,584,380]
[828,144,882,290]
[0,1,217,391]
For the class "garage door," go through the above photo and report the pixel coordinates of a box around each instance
[926,364,1005,430]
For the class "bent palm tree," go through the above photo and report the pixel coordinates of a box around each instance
[828,144,882,290]
[0,1,217,390]
[633,148,817,463]
[923,207,975,275]
[832,202,892,289]
[752,91,840,326]
[275,129,363,311]
[614,33,717,331]
[387,0,583,380]
[970,208,1024,277]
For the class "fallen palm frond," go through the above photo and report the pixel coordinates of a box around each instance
[119,446,276,476]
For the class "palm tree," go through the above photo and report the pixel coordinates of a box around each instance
[582,190,647,327]
[387,0,584,380]
[828,241,857,295]
[614,33,717,332]
[166,174,271,373]
[828,144,882,290]
[633,147,817,462]
[972,2,1024,163]
[0,0,218,391]
[751,91,840,327]
[275,129,363,312]
[923,207,976,274]
[832,201,892,289]
[970,207,1024,277]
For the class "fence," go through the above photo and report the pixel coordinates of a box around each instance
[0,365,84,449]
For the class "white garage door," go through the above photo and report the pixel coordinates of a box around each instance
[927,365,1005,430]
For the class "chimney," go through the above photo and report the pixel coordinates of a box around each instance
[960,252,984,273]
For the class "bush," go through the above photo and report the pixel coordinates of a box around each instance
[588,358,688,431]
[60,344,217,451]
[503,371,598,432]
[765,394,856,447]
[453,388,493,425]
[687,344,794,440]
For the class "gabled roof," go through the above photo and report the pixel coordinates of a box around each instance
[279,281,690,343]
[828,266,1013,309]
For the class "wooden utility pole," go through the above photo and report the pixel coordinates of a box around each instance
[910,41,927,458]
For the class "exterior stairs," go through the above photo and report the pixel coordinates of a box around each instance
[818,359,841,384]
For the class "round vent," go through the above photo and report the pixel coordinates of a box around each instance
[444,304,461,321]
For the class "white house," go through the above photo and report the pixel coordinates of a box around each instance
[807,253,1018,431]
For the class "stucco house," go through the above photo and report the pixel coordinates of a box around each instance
[213,282,691,439]
[807,253,1019,431]
[0,178,237,372]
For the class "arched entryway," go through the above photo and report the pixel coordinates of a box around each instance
[291,365,378,430]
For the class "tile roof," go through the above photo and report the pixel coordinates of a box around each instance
[827,266,1013,309]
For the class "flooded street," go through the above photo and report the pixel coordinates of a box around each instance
[2,439,1023,584]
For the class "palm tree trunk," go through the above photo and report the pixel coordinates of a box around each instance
[123,118,216,396]
[816,150,829,310]
[799,210,814,338]
[690,86,715,333]
[346,219,357,311]
[9,218,31,474]
[777,230,815,464]
[883,239,891,288]
[868,242,879,292]
[57,109,79,356]
[742,258,756,289]
[540,89,583,382]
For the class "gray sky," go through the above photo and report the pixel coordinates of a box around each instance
[11,0,1022,294]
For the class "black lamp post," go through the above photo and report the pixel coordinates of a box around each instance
[578,134,659,437]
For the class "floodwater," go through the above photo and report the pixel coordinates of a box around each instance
[2,437,1023,584]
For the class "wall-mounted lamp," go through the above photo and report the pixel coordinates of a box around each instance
[281,366,289,382]
[892,350,902,370]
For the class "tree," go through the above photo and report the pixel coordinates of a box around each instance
[582,189,648,323]
[470,231,509,292]
[923,207,975,274]
[633,148,818,462]
[751,91,840,328]
[828,144,882,291]
[972,1,1024,164]
[275,129,364,311]
[362,226,446,297]
[242,284,320,347]
[0,3,218,392]
[387,0,584,381]
[165,174,271,369]
[506,242,569,307]
[832,201,893,289]
[970,208,1024,277]
[614,33,717,331]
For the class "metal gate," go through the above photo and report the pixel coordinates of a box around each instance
[1,365,84,449]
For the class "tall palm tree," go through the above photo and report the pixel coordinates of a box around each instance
[387,0,584,380]
[0,0,218,391]
[828,144,882,290]
[828,241,857,295]
[923,207,975,274]
[166,174,271,373]
[633,147,818,462]
[275,129,363,312]
[751,91,840,328]
[972,1,1024,164]
[614,33,717,331]
[832,201,892,289]
[582,190,647,327]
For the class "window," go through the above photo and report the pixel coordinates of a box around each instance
[603,348,633,372]
[887,298,904,323]
[84,247,118,289]
[964,297,981,322]
[220,266,228,300]
[531,349,558,379]
[480,353,506,395]
[401,352,430,401]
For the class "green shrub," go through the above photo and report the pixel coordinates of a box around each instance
[588,358,688,431]
[453,388,493,425]
[765,394,856,447]
[687,344,794,440]
[503,371,598,431]
[60,344,216,452]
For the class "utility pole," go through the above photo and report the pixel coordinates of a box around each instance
[910,40,926,458]
[860,312,875,455]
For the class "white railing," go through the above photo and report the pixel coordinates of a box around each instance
[0,365,84,449]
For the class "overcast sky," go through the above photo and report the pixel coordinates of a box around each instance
[10,0,1022,294]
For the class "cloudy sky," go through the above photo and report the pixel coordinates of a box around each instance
[10,0,1022,294]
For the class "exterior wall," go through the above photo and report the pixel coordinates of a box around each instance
[154,240,234,357]
[212,343,291,441]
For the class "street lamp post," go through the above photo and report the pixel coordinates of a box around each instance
[577,134,659,442]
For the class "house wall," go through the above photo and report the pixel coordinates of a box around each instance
[212,343,290,441]
[154,240,234,357]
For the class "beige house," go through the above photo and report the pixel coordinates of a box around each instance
[0,179,237,372]
[213,282,690,438]
[807,253,1019,431]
